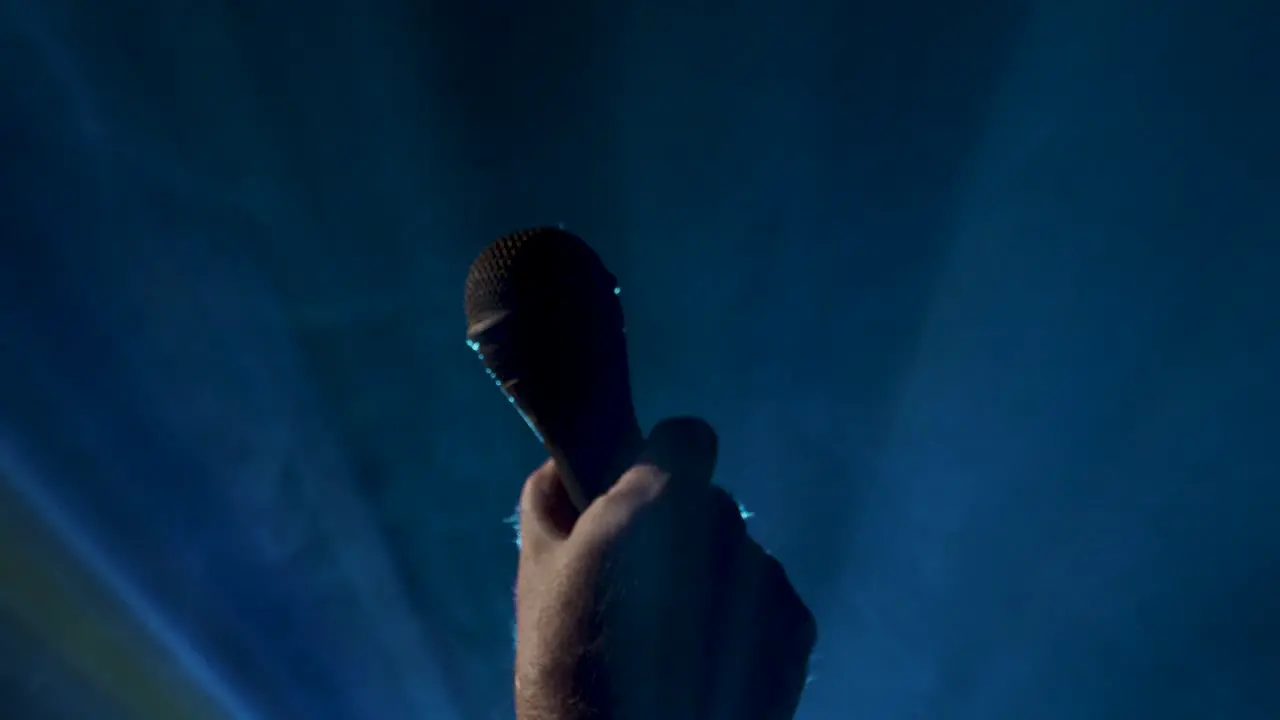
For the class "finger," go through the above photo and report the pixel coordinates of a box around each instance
[706,512,817,720]
[742,544,817,719]
[566,417,722,720]
[518,458,579,561]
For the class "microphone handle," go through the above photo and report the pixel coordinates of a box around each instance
[540,408,644,512]
[471,309,641,513]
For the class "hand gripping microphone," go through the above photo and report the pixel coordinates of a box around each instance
[464,227,644,511]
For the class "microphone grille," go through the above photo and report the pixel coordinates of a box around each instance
[464,227,616,328]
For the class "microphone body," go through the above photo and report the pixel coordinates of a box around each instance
[464,227,643,511]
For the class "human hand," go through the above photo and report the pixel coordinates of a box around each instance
[514,417,817,720]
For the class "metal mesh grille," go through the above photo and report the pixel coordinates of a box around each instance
[463,227,609,327]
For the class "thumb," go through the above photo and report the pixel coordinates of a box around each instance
[593,416,720,523]
[523,418,720,558]
[517,458,579,560]
[635,416,719,489]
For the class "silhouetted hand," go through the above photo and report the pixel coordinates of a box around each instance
[514,417,816,720]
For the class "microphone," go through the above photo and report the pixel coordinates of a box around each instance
[464,227,644,512]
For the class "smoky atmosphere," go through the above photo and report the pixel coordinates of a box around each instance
[1,0,1277,718]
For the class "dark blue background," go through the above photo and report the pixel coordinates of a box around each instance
[2,0,1277,717]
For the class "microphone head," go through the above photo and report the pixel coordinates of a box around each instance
[464,227,641,508]
[464,227,619,336]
